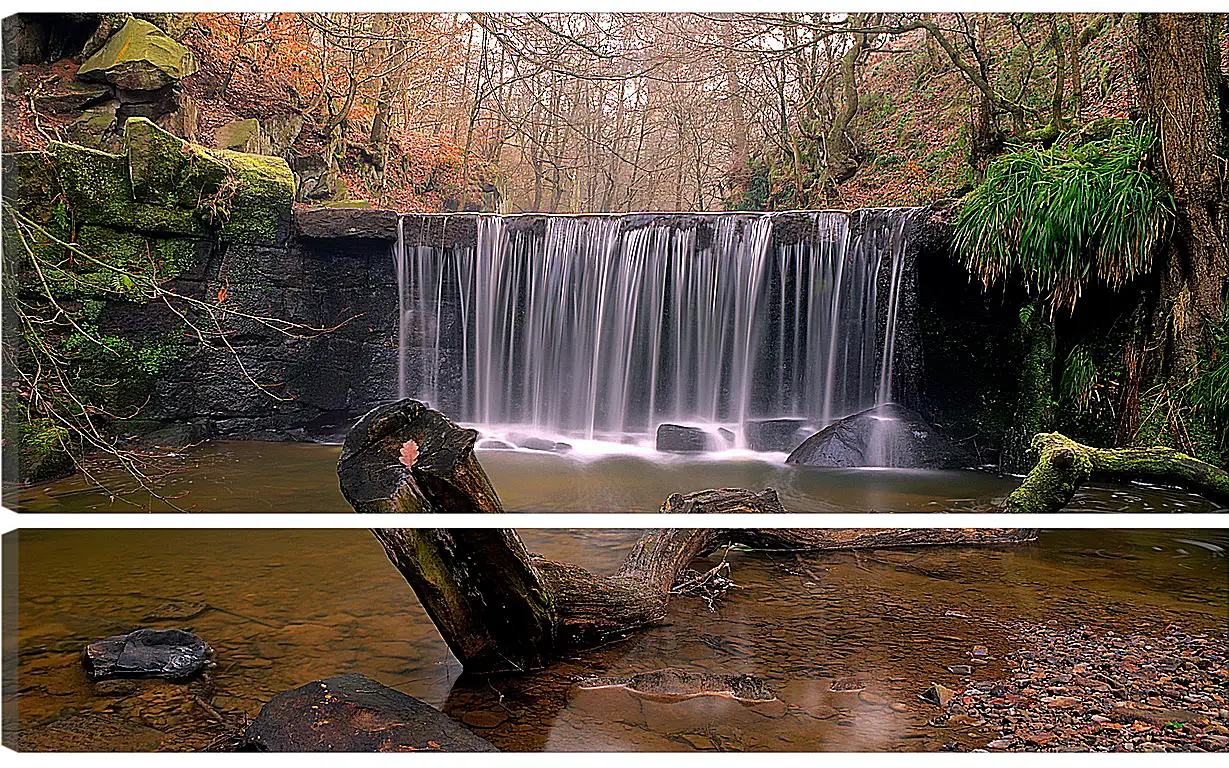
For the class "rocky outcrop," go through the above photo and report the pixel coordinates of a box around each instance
[77,18,196,91]
[243,674,498,752]
[786,403,972,469]
[46,117,294,244]
[76,18,196,126]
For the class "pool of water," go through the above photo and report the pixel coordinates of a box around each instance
[8,440,1225,513]
[8,528,1227,751]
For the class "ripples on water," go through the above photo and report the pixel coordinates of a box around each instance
[10,528,1228,751]
[9,441,1225,513]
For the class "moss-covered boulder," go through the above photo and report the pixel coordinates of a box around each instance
[48,140,205,236]
[45,118,295,244]
[77,18,197,91]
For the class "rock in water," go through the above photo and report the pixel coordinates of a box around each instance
[744,418,808,452]
[786,403,971,469]
[656,424,710,453]
[17,713,166,752]
[576,668,775,703]
[142,601,208,621]
[83,628,212,681]
[243,674,498,752]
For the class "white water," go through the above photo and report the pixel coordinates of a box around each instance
[394,209,914,451]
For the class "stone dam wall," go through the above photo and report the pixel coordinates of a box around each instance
[3,118,1030,463]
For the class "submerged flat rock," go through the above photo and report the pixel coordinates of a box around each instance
[243,673,498,752]
[577,668,776,702]
[786,403,971,469]
[17,713,165,752]
[83,628,212,681]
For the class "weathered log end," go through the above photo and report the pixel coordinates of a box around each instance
[1005,432,1229,513]
[338,399,503,514]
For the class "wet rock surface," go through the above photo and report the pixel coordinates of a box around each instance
[786,403,971,469]
[83,629,212,682]
[744,418,808,453]
[242,673,498,752]
[576,669,776,702]
[932,623,1229,752]
[656,424,711,453]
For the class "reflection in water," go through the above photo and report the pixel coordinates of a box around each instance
[10,529,1228,751]
[9,440,1225,513]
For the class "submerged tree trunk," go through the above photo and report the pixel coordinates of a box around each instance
[1005,432,1229,513]
[340,400,1038,674]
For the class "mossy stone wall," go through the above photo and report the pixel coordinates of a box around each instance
[3,118,296,485]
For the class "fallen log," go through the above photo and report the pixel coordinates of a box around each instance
[1004,432,1229,513]
[341,400,1038,674]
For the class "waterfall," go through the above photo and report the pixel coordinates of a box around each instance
[393,209,915,451]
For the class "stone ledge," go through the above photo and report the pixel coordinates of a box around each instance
[294,208,399,241]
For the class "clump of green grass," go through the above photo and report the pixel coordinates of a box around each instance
[1060,343,1102,415]
[954,122,1172,312]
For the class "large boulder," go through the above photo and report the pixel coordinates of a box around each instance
[49,117,295,244]
[77,18,196,91]
[785,403,972,469]
[242,674,499,752]
[82,628,213,681]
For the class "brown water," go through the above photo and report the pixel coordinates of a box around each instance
[9,440,1226,513]
[8,528,1227,751]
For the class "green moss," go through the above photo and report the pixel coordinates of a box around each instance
[1002,302,1056,471]
[69,226,201,296]
[126,116,192,205]
[211,148,294,244]
[16,415,76,484]
[61,330,186,412]
[48,140,205,236]
[45,120,294,244]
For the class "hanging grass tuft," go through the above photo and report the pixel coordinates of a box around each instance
[954,122,1173,312]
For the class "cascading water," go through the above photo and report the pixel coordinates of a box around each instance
[394,209,915,452]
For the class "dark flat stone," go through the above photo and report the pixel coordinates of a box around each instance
[294,208,399,240]
[744,418,808,452]
[83,628,212,681]
[242,673,498,752]
[656,423,710,453]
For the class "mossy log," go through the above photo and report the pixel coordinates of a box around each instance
[340,400,1038,674]
[1005,432,1229,513]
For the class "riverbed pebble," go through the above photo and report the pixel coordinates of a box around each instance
[935,622,1228,752]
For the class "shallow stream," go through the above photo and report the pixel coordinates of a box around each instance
[10,440,1225,513]
[10,528,1227,751]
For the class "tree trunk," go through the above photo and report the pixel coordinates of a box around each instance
[1005,432,1229,513]
[1001,302,1056,473]
[339,400,1039,674]
[1135,14,1228,376]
